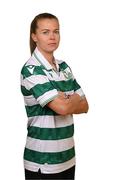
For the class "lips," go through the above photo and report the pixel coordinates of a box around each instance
[48,43,56,45]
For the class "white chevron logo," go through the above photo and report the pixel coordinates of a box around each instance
[27,65,35,74]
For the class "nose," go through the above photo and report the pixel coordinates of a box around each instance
[49,32,55,39]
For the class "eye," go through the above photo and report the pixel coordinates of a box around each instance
[42,31,49,34]
[54,30,59,34]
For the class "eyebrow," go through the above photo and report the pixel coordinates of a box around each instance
[41,29,59,31]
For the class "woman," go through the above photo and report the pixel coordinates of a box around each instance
[21,12,89,180]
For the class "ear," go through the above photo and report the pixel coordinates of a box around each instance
[31,33,37,42]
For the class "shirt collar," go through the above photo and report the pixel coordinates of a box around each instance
[32,47,59,71]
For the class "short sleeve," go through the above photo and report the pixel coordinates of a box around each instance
[68,65,85,97]
[22,66,58,107]
[73,79,85,97]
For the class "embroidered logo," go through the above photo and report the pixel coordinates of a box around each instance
[27,65,35,74]
[62,68,73,79]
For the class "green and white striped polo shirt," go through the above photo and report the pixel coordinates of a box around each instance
[21,47,85,174]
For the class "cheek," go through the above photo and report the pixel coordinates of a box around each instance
[57,35,60,42]
[55,35,60,42]
[57,38,60,45]
[37,37,47,45]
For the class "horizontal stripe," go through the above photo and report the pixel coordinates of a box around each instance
[27,114,73,128]
[24,157,75,173]
[25,79,75,98]
[22,68,75,92]
[31,83,55,99]
[24,95,38,106]
[27,124,74,140]
[25,136,74,152]
[24,146,75,164]
[50,79,74,91]
[23,74,49,89]
[25,104,57,117]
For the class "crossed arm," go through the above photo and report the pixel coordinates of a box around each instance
[47,91,89,115]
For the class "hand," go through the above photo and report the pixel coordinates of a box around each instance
[58,91,72,99]
[58,91,66,99]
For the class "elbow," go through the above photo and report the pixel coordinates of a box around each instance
[84,102,89,113]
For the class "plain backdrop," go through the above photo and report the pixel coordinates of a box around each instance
[0,0,120,180]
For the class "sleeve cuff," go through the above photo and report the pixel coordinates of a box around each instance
[37,89,58,107]
[75,88,85,97]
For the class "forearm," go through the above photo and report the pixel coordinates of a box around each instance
[47,91,89,116]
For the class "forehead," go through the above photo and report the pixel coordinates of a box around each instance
[36,18,59,30]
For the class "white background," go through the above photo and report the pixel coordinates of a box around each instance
[0,0,120,179]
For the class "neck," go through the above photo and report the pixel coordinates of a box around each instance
[37,47,54,65]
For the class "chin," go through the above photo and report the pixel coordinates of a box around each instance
[47,47,58,53]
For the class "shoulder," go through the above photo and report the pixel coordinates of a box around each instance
[21,57,45,79]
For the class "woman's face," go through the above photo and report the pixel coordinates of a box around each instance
[32,18,60,55]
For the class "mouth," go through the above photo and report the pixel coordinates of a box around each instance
[48,43,56,45]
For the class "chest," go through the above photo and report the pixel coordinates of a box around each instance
[43,67,75,92]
